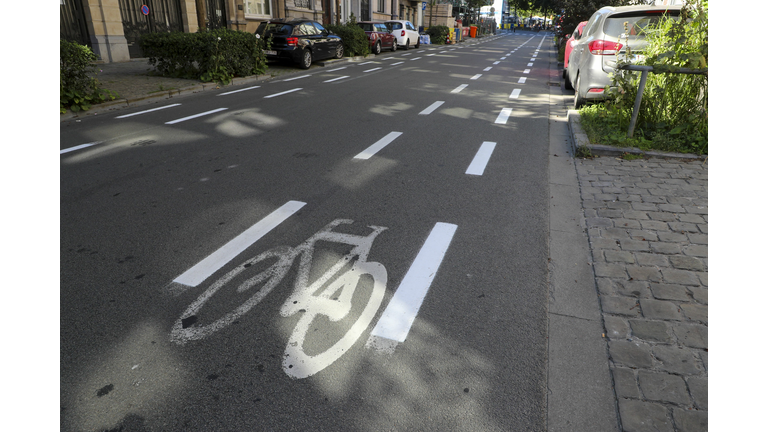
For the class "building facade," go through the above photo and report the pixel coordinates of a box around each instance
[61,0,424,63]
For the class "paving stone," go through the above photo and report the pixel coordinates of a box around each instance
[680,304,708,323]
[683,205,707,215]
[686,377,708,409]
[591,238,621,250]
[688,287,707,304]
[640,299,684,321]
[615,280,652,298]
[699,350,708,372]
[662,269,701,286]
[596,277,616,295]
[686,233,708,244]
[658,203,686,213]
[626,266,663,282]
[594,263,629,278]
[670,256,707,271]
[627,229,658,241]
[677,213,705,224]
[583,208,598,218]
[650,242,682,254]
[631,202,658,211]
[697,272,707,287]
[636,253,669,267]
[668,222,701,233]
[682,244,707,257]
[652,345,702,375]
[618,399,674,432]
[604,250,635,264]
[697,223,708,234]
[606,201,632,210]
[658,231,688,242]
[638,370,691,405]
[641,195,667,204]
[620,239,650,251]
[597,209,624,218]
[672,322,708,349]
[604,315,630,339]
[640,220,671,232]
[586,217,613,228]
[608,340,654,368]
[603,228,631,239]
[613,219,643,229]
[629,320,672,342]
[595,193,619,201]
[612,367,641,398]
[667,197,694,205]
[602,296,642,317]
[649,283,691,301]
[672,408,707,432]
[646,212,677,223]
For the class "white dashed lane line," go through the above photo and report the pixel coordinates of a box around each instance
[466,141,497,176]
[419,101,445,115]
[115,103,181,118]
[165,108,228,125]
[353,131,403,160]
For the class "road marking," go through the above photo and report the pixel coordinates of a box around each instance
[509,89,522,99]
[527,63,534,67]
[115,103,181,118]
[366,222,457,348]
[264,88,302,98]
[60,142,101,154]
[283,75,310,81]
[327,67,347,72]
[353,131,403,160]
[523,69,531,74]
[440,51,448,53]
[470,74,482,80]
[324,76,349,83]
[165,108,228,124]
[501,56,507,60]
[451,84,468,93]
[173,200,306,287]
[518,77,527,84]
[410,57,422,61]
[391,61,404,66]
[359,61,376,65]
[466,141,497,175]
[419,101,444,115]
[402,53,412,56]
[483,67,492,71]
[427,53,436,56]
[493,61,500,65]
[217,86,261,96]
[364,67,382,72]
[495,108,513,124]
[530,58,536,61]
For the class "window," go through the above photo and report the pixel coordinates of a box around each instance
[378,0,384,13]
[245,0,271,18]
[406,21,415,31]
[294,23,318,35]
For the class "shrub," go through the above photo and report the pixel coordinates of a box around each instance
[603,0,708,154]
[426,25,450,45]
[140,29,268,84]
[327,14,370,57]
[60,39,118,113]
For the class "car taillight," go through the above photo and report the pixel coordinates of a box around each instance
[286,37,299,46]
[588,40,623,55]
[401,30,405,37]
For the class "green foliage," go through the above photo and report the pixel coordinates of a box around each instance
[326,14,370,57]
[600,0,708,155]
[426,25,451,45]
[60,39,118,113]
[140,29,268,84]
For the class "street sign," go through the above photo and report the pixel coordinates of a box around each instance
[141,4,149,15]
[422,2,426,10]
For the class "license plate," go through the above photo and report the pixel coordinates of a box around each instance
[265,50,277,56]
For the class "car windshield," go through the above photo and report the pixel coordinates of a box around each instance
[256,22,293,36]
[603,11,680,38]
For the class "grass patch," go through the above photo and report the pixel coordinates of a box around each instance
[578,103,706,155]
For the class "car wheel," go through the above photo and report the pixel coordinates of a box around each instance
[416,39,420,49]
[563,69,573,90]
[334,44,344,59]
[300,49,312,69]
[573,75,585,109]
[391,40,397,52]
[373,41,381,55]
[404,39,409,50]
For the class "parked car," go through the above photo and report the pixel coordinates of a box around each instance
[562,21,588,90]
[566,5,681,108]
[357,21,397,54]
[385,20,420,50]
[255,19,344,69]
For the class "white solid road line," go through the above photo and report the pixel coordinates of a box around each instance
[367,222,458,346]
[324,76,349,83]
[115,103,181,118]
[60,142,101,154]
[173,200,306,287]
[451,84,469,93]
[419,101,445,115]
[495,108,513,124]
[466,141,497,176]
[264,88,303,98]
[353,131,403,160]
[165,108,228,125]
[217,86,261,96]
[510,89,522,99]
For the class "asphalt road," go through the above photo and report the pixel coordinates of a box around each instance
[61,32,555,431]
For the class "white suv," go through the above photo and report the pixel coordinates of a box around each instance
[386,20,420,50]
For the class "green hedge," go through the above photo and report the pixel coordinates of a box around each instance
[327,15,370,57]
[426,25,450,45]
[60,39,117,113]
[140,29,268,84]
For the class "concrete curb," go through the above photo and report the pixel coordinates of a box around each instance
[566,110,707,161]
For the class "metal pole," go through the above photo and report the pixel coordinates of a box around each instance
[628,69,649,138]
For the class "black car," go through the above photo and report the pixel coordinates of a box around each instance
[256,19,344,69]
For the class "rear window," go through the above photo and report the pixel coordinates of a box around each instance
[256,22,293,36]
[603,11,680,38]
[388,22,402,30]
[358,23,375,32]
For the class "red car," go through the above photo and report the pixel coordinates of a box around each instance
[357,21,396,55]
[563,21,588,89]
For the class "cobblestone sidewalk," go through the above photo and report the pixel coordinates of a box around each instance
[576,156,708,432]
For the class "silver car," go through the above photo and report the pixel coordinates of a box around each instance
[566,4,681,108]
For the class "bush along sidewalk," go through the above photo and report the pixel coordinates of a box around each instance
[579,0,708,156]
[140,29,269,85]
[425,25,451,45]
[60,40,118,113]
[327,14,370,57]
